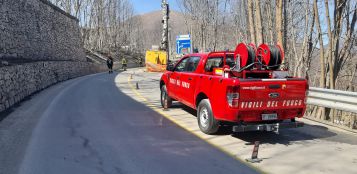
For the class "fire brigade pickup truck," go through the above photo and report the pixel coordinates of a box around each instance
[160,43,308,134]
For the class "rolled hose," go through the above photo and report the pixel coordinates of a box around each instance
[257,44,284,70]
[234,43,256,70]
[269,45,282,67]
[247,45,256,67]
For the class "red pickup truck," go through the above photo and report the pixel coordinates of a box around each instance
[160,43,308,134]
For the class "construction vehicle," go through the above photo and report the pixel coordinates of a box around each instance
[145,50,167,72]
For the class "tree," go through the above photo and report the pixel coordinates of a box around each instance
[276,0,283,49]
[49,0,144,54]
[247,0,256,44]
[254,0,263,44]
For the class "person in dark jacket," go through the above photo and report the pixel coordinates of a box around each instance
[106,54,114,74]
[139,57,143,67]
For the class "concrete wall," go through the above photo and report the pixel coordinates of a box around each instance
[0,0,85,61]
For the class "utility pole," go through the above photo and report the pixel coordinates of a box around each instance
[161,0,170,64]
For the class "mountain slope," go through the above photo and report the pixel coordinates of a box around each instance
[137,10,187,51]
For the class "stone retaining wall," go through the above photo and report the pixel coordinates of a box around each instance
[0,61,106,112]
[0,0,108,113]
[0,0,85,61]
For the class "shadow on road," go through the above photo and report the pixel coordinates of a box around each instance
[0,93,35,122]
[231,124,336,145]
[120,70,357,147]
[168,101,341,146]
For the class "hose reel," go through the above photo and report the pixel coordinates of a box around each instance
[233,43,285,71]
[257,44,284,70]
[234,43,256,70]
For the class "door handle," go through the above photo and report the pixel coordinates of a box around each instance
[209,77,212,80]
[188,78,192,80]
[200,76,203,79]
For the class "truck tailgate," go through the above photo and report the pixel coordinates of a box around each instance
[239,79,307,111]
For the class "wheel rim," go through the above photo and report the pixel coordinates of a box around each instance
[200,107,209,128]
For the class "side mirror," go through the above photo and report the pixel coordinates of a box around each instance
[167,64,174,71]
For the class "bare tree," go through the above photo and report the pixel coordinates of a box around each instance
[49,0,144,55]
[254,0,263,44]
[276,0,283,48]
[247,0,256,44]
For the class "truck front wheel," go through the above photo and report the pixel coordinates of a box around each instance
[161,85,172,108]
[197,99,219,134]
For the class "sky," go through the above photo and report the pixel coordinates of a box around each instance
[131,0,180,14]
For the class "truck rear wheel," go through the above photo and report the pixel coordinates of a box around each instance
[161,85,172,108]
[197,99,219,134]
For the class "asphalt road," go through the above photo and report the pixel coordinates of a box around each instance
[0,72,259,174]
[118,68,357,174]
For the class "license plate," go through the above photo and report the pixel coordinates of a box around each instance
[262,113,278,120]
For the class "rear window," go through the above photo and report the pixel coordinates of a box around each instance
[226,55,235,67]
[205,57,223,72]
[204,54,235,72]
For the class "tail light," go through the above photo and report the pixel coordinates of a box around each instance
[227,86,240,108]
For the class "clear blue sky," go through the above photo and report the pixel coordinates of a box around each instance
[132,0,180,14]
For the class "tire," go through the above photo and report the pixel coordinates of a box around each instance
[160,85,172,108]
[197,99,220,134]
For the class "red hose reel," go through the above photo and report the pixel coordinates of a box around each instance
[234,43,284,70]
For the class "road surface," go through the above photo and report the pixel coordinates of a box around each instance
[0,72,259,174]
[118,68,357,174]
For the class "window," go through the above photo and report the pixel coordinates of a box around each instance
[205,57,223,72]
[226,55,236,68]
[186,57,201,72]
[174,56,201,72]
[175,57,189,72]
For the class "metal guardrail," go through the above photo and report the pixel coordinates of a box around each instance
[307,87,357,113]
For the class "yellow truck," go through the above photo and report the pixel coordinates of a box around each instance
[145,50,167,72]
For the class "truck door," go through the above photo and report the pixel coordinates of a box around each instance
[204,56,225,118]
[180,56,201,107]
[168,57,189,100]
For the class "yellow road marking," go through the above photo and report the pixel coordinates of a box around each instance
[127,76,264,173]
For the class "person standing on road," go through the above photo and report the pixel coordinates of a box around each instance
[106,54,114,74]
[122,57,127,71]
